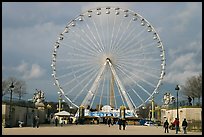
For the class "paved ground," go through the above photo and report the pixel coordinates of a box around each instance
[2,124,202,135]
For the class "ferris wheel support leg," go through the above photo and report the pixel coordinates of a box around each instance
[80,61,107,108]
[107,59,138,117]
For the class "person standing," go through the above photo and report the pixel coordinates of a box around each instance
[173,118,179,134]
[35,116,40,128]
[107,118,111,127]
[182,118,188,134]
[118,118,122,130]
[33,116,36,128]
[122,119,126,130]
[55,117,59,127]
[163,120,169,133]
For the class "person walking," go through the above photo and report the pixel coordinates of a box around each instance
[173,118,179,134]
[35,116,40,128]
[163,120,169,133]
[122,119,126,130]
[55,117,59,127]
[182,118,188,134]
[32,116,36,128]
[118,118,122,130]
[107,118,111,127]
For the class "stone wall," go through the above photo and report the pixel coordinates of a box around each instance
[161,107,202,128]
[2,104,46,127]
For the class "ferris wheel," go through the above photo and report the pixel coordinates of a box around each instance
[51,7,166,116]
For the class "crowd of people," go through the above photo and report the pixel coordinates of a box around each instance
[32,115,189,134]
[163,118,188,134]
[106,118,127,130]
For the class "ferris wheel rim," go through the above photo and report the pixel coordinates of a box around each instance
[51,6,166,110]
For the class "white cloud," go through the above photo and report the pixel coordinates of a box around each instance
[15,61,45,80]
[163,70,200,85]
[171,2,201,32]
[26,64,45,79]
[164,51,202,85]
[169,53,195,70]
[16,61,28,73]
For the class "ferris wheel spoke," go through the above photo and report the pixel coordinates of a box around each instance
[90,16,105,53]
[111,15,125,53]
[113,17,133,53]
[126,91,137,109]
[126,82,145,106]
[117,62,161,82]
[118,59,161,71]
[60,40,98,58]
[62,51,96,61]
[72,25,102,54]
[66,29,100,56]
[116,65,152,97]
[118,37,156,58]
[65,29,98,55]
[57,58,93,63]
[83,17,104,53]
[115,26,147,55]
[68,66,100,103]
[60,64,97,88]
[57,60,93,71]
[117,57,161,62]
[72,67,100,103]
[117,34,146,57]
[119,45,159,59]
[109,13,117,54]
[89,77,101,109]
[65,65,99,95]
[117,51,160,62]
[116,63,158,88]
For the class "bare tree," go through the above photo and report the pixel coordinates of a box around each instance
[2,79,10,97]
[2,77,27,100]
[181,74,202,106]
[14,80,27,100]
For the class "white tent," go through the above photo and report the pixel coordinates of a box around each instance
[54,111,71,116]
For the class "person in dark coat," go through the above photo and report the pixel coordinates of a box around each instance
[118,118,122,130]
[122,119,126,130]
[35,116,40,128]
[55,117,59,127]
[182,118,188,134]
[107,118,111,127]
[33,116,36,128]
[163,120,169,133]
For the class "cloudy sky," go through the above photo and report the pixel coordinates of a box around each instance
[2,2,202,106]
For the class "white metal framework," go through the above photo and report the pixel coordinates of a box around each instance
[51,7,166,117]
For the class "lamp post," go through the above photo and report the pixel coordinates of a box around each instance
[148,96,154,122]
[175,85,180,119]
[57,92,62,112]
[9,82,15,128]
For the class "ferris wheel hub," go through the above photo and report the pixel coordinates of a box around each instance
[106,58,110,61]
[106,58,111,63]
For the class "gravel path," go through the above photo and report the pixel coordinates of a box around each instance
[2,124,202,135]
